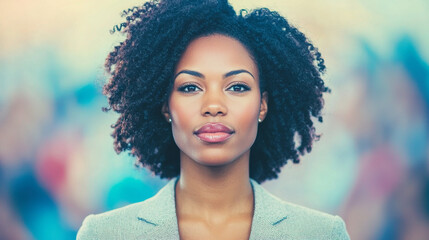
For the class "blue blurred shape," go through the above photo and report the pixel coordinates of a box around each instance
[9,169,76,240]
[394,35,429,109]
[106,177,158,211]
[74,82,99,106]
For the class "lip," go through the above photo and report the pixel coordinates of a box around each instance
[194,122,235,143]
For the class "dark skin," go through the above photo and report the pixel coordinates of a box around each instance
[162,34,268,239]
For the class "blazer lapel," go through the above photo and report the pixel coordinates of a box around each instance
[134,177,180,240]
[249,179,291,240]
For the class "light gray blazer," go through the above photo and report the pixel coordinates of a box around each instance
[77,177,350,239]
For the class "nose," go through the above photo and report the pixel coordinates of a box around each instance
[201,90,227,117]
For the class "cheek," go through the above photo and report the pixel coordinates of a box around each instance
[169,98,198,126]
[168,95,199,147]
[230,97,260,137]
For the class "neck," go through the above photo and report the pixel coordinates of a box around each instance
[175,151,254,221]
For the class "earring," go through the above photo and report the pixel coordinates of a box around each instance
[168,118,172,123]
[258,118,262,123]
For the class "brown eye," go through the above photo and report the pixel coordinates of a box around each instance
[178,84,201,93]
[227,84,250,92]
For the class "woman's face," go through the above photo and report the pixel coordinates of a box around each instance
[163,34,268,167]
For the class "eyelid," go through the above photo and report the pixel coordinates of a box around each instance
[177,82,202,92]
[226,81,251,91]
[179,82,201,88]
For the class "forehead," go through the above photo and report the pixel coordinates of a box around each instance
[175,34,258,76]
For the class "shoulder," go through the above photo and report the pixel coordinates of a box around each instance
[77,178,178,240]
[281,200,349,239]
[250,179,350,239]
[76,199,153,240]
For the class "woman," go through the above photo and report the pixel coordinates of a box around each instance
[77,0,350,239]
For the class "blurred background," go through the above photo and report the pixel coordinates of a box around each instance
[0,0,428,239]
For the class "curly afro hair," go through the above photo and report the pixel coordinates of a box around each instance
[103,0,329,183]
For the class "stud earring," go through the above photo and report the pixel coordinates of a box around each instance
[168,118,172,123]
[258,118,262,123]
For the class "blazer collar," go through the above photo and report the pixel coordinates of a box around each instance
[249,178,290,239]
[135,177,289,238]
[135,177,179,239]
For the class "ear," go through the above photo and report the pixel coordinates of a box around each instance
[259,91,268,122]
[161,102,170,122]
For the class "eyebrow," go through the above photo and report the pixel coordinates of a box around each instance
[174,69,255,80]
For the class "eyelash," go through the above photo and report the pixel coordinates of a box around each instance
[228,84,251,92]
[178,83,251,93]
[178,84,200,93]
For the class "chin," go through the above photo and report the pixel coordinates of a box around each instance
[179,144,251,167]
[193,154,236,167]
[192,149,248,167]
[197,159,235,167]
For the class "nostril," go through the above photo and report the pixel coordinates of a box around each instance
[204,110,225,117]
[201,102,227,116]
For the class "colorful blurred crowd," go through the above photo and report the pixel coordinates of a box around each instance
[1,0,428,239]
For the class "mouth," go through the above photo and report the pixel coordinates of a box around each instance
[194,122,235,143]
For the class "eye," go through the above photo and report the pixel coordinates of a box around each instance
[227,83,251,92]
[178,84,201,93]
